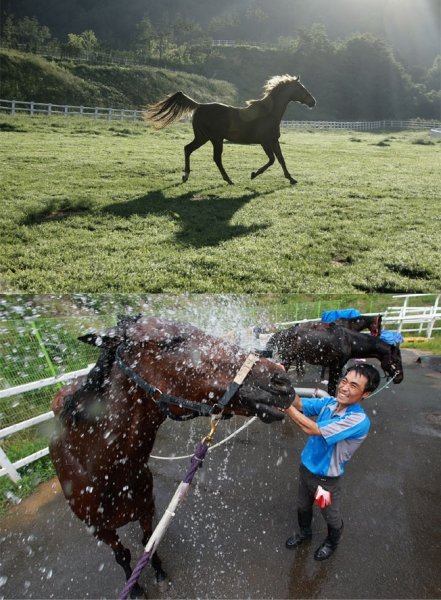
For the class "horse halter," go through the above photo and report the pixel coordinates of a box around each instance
[115,344,259,422]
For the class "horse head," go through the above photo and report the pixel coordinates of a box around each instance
[264,74,316,109]
[81,316,295,424]
[380,343,404,384]
[370,314,383,336]
[265,327,297,371]
[288,75,316,108]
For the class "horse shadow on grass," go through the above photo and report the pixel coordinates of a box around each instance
[20,184,283,249]
[102,185,276,248]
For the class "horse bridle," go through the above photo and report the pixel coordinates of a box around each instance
[115,344,259,422]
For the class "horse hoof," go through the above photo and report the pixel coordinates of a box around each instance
[182,174,189,183]
[251,172,257,179]
[129,583,146,599]
[155,575,170,593]
[289,178,297,185]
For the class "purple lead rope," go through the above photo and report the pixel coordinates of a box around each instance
[119,441,209,600]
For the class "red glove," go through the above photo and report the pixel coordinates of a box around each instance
[314,485,332,508]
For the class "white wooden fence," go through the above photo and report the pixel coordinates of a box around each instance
[0,365,95,483]
[0,99,145,121]
[2,99,441,130]
[1,294,440,484]
[281,119,441,130]
[275,294,441,336]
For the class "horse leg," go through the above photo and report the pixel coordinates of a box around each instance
[94,526,145,599]
[273,140,297,185]
[183,136,207,183]
[327,362,341,396]
[251,144,275,180]
[212,139,233,184]
[140,515,168,591]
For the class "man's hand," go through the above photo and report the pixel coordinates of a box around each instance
[283,397,321,436]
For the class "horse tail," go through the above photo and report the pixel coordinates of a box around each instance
[146,91,199,129]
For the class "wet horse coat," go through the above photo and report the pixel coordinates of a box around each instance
[266,324,403,396]
[294,315,383,378]
[50,316,295,598]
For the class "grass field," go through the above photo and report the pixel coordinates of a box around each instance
[1,115,440,293]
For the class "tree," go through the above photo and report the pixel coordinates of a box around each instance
[333,34,415,119]
[135,16,155,55]
[154,18,172,61]
[172,17,204,46]
[3,15,51,51]
[65,33,84,57]
[425,55,441,92]
[80,30,98,56]
[2,14,15,47]
[64,30,98,58]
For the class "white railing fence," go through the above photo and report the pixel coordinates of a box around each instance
[1,294,440,484]
[2,99,441,130]
[281,119,441,131]
[275,294,441,336]
[0,99,145,121]
[0,365,94,483]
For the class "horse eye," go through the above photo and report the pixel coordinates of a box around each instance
[161,335,185,350]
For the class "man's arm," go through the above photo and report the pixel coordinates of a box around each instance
[284,394,321,436]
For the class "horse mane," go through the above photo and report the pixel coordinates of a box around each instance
[59,314,143,425]
[58,347,118,425]
[246,74,299,107]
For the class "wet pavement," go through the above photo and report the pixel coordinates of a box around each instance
[1,349,440,599]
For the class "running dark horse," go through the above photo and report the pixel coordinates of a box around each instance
[146,75,316,185]
[49,316,295,598]
[266,324,403,396]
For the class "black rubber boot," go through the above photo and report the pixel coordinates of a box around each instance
[313,521,344,561]
[285,509,313,549]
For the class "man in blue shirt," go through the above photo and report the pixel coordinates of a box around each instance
[282,363,380,561]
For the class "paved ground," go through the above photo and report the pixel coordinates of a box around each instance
[1,349,440,599]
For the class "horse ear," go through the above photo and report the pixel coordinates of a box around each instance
[78,331,122,348]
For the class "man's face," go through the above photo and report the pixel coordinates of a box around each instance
[337,370,369,406]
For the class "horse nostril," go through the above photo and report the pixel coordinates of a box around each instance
[271,372,289,386]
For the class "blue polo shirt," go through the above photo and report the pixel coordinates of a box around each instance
[300,397,370,477]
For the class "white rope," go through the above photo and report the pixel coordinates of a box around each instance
[149,375,396,461]
[367,373,399,398]
[150,416,258,461]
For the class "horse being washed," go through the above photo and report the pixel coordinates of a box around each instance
[266,324,403,396]
[294,314,383,378]
[146,75,316,185]
[49,316,295,598]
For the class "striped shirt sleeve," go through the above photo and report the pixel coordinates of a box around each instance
[319,412,370,445]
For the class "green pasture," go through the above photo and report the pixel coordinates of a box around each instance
[1,115,440,293]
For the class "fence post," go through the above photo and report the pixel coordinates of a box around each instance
[398,296,410,333]
[0,446,21,483]
[31,321,58,377]
[428,294,440,338]
[11,101,16,116]
[30,101,35,116]
[48,103,52,116]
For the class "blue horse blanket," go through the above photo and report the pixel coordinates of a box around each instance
[321,308,361,322]
[380,330,404,345]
